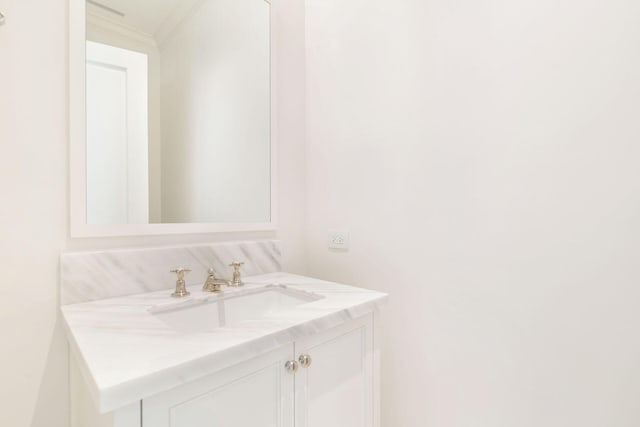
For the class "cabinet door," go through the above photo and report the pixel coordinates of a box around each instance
[143,344,294,427]
[295,315,374,427]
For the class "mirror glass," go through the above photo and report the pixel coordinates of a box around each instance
[84,0,271,225]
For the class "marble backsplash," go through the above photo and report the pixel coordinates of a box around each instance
[60,240,281,305]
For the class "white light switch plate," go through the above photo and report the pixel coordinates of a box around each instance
[328,230,350,250]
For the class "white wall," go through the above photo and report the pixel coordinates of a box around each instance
[0,1,306,427]
[304,0,640,426]
[159,0,271,223]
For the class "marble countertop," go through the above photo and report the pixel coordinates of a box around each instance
[61,272,388,413]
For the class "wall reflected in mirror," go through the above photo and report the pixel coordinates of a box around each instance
[85,0,271,225]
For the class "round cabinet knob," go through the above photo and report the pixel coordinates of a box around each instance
[285,360,299,374]
[298,354,312,368]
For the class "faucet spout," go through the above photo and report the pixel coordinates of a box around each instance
[203,268,231,292]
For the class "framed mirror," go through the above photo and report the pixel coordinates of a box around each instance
[70,0,275,237]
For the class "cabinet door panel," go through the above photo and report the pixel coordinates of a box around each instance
[295,315,373,427]
[143,344,294,427]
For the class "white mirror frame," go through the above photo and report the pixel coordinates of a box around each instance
[69,0,277,237]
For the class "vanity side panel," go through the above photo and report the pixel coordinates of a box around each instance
[373,309,381,427]
[70,360,140,427]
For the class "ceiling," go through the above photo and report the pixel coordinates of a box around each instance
[87,0,185,37]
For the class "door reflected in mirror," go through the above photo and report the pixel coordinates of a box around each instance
[85,0,271,225]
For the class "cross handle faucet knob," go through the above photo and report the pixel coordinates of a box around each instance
[228,261,245,287]
[170,268,192,297]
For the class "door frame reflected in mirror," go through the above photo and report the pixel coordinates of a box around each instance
[69,0,277,237]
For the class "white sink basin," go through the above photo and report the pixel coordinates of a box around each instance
[152,287,321,333]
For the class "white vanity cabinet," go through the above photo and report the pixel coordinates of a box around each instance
[294,315,374,427]
[63,269,387,427]
[143,344,295,427]
[141,314,376,427]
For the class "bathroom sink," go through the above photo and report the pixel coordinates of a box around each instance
[152,287,321,333]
